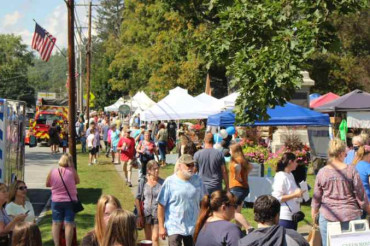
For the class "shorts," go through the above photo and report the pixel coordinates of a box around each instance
[89,147,97,154]
[112,146,118,152]
[145,215,158,225]
[230,186,249,206]
[51,201,75,223]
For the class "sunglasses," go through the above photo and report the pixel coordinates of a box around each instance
[185,163,195,168]
[18,186,27,191]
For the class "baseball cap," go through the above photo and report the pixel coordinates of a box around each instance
[177,154,195,165]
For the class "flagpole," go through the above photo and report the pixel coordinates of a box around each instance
[32,19,67,57]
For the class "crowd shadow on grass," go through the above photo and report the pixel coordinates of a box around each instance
[40,213,97,246]
[77,188,102,205]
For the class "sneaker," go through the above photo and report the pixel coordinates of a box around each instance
[128,183,132,187]
[93,159,97,164]
[88,163,93,166]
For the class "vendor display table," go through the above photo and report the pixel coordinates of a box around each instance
[244,176,274,203]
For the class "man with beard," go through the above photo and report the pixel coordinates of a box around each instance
[157,154,207,246]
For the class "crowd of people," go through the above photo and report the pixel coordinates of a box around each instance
[7,110,369,246]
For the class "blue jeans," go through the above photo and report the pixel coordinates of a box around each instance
[319,214,360,246]
[230,187,249,205]
[279,219,297,230]
[158,141,167,161]
[80,137,86,152]
[51,201,76,223]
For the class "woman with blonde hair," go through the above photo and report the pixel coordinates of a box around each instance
[46,153,80,246]
[228,143,253,230]
[101,209,137,246]
[11,222,42,246]
[0,183,27,245]
[81,194,122,246]
[193,190,242,246]
[6,181,35,223]
[312,138,370,246]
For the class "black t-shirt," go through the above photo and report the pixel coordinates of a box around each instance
[81,231,99,246]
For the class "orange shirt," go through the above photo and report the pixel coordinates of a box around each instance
[229,160,249,189]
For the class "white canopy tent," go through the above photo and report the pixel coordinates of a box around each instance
[141,87,221,121]
[132,91,156,113]
[220,92,240,109]
[104,97,125,112]
[195,93,224,111]
[104,91,155,113]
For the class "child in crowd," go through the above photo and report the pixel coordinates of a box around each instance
[80,130,86,153]
[87,129,97,166]
[61,128,68,154]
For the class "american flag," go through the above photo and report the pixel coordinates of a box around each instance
[31,23,56,62]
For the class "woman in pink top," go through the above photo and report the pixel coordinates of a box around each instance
[46,153,80,246]
[311,138,370,246]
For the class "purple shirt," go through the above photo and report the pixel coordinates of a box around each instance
[311,165,368,222]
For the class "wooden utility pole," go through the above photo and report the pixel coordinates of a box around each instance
[67,0,77,168]
[79,48,83,113]
[85,0,92,129]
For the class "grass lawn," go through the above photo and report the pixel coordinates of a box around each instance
[39,150,136,246]
[38,152,315,245]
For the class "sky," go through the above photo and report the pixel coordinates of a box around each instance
[0,0,97,51]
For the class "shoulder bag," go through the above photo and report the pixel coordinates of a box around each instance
[58,169,84,213]
[133,177,146,230]
[285,202,305,223]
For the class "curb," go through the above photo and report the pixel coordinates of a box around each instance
[36,195,52,225]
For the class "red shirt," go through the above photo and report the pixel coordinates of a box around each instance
[118,137,136,161]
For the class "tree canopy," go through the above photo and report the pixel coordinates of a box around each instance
[105,0,367,122]
[0,34,35,106]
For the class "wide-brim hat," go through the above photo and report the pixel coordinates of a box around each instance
[177,154,195,164]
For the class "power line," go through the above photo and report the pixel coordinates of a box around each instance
[74,7,88,42]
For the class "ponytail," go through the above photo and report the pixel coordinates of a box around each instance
[352,146,365,166]
[193,191,236,243]
[193,195,211,243]
[276,152,296,172]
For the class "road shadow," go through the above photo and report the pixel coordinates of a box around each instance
[28,188,51,216]
[25,151,61,162]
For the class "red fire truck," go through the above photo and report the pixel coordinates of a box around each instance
[29,98,68,144]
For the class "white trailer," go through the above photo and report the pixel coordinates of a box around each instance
[0,98,26,185]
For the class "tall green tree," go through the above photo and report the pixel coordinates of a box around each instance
[110,0,215,100]
[95,0,124,40]
[28,50,67,94]
[0,34,35,106]
[90,0,125,109]
[162,0,367,123]
[307,9,370,95]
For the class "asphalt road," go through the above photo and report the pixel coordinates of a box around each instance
[25,145,60,217]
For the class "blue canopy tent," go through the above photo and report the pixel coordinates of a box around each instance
[207,110,235,127]
[207,102,330,127]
